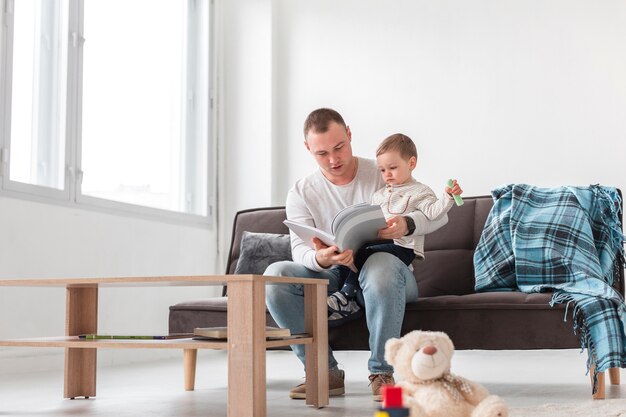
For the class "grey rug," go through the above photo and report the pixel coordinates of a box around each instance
[510,400,626,416]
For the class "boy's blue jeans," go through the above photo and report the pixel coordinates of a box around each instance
[264,252,419,374]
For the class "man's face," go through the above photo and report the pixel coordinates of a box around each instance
[304,122,354,184]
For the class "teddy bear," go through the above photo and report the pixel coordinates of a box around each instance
[384,330,508,417]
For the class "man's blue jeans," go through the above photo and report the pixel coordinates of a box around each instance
[264,252,419,374]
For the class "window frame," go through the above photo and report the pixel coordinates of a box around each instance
[0,0,215,227]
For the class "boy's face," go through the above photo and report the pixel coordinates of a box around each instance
[376,150,416,186]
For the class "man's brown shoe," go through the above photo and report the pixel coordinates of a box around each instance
[289,369,345,399]
[368,373,395,401]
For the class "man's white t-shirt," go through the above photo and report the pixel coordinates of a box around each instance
[286,157,447,271]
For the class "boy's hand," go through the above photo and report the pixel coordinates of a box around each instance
[445,179,463,196]
[312,237,354,269]
[378,216,408,239]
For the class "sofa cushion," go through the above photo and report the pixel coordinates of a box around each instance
[168,293,580,350]
[226,207,290,274]
[413,249,475,296]
[233,231,292,275]
[416,198,492,296]
[326,292,580,351]
[423,200,478,251]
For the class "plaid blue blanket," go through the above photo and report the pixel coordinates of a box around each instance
[474,184,626,392]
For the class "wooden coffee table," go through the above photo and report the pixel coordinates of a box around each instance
[0,274,329,417]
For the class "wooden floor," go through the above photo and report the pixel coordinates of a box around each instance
[0,349,624,416]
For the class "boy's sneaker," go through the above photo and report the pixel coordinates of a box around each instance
[368,373,395,401]
[289,369,345,399]
[327,291,363,327]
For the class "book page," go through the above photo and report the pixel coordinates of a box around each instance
[334,206,387,251]
[283,220,338,249]
[331,202,370,235]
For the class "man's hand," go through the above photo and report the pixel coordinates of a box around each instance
[312,237,355,270]
[378,216,409,240]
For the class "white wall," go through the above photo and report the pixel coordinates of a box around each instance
[0,197,217,373]
[221,0,626,229]
[273,0,626,199]
[216,0,275,266]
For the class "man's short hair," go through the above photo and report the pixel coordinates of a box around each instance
[376,133,418,160]
[303,108,347,138]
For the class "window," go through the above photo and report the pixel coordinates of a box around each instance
[0,0,213,223]
[7,0,68,193]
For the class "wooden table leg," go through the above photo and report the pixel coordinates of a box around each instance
[64,285,98,399]
[304,283,329,408]
[184,349,198,390]
[227,279,267,417]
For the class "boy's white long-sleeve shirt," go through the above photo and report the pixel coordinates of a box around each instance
[286,157,448,271]
[371,178,454,258]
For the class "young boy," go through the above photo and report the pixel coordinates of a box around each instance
[327,133,463,325]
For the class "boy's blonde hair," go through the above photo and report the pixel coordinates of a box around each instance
[376,133,417,160]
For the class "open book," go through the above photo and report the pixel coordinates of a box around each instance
[283,203,387,252]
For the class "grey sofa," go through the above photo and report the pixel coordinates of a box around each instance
[169,194,624,397]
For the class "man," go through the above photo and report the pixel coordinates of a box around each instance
[264,108,447,401]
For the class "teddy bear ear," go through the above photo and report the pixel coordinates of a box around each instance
[384,337,403,365]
